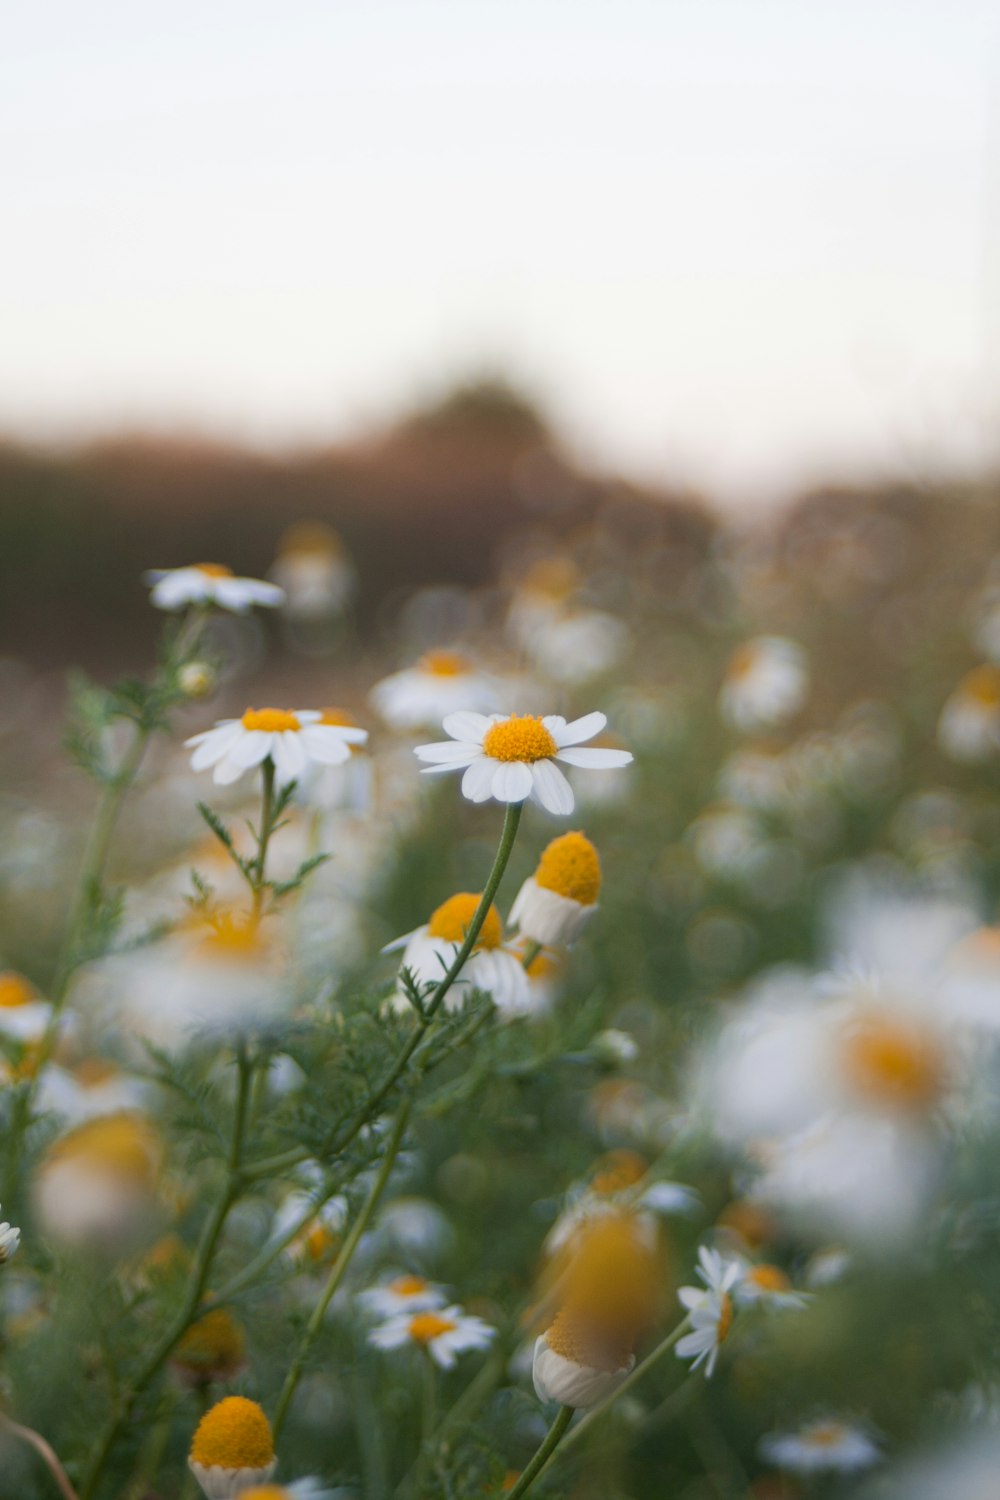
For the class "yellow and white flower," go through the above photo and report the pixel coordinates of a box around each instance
[272,1188,349,1266]
[415,711,632,815]
[269,521,355,619]
[173,1305,247,1386]
[759,1417,880,1473]
[0,970,52,1044]
[372,651,497,731]
[187,707,367,787]
[509,831,601,948]
[732,1260,809,1310]
[938,665,1000,762]
[0,1205,20,1263]
[675,1246,742,1377]
[144,563,284,613]
[189,1396,277,1499]
[36,1057,147,1124]
[532,1311,634,1407]
[357,1274,448,1319]
[386,892,531,1016]
[370,1304,496,1369]
[719,636,808,731]
[34,1112,162,1253]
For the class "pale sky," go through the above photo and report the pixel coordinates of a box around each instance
[3,0,999,502]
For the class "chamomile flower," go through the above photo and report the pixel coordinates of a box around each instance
[414,711,632,815]
[189,1396,276,1499]
[532,1310,635,1407]
[357,1274,448,1319]
[269,521,355,619]
[509,831,601,948]
[36,1058,147,1124]
[144,563,284,613]
[732,1261,810,1310]
[0,1206,20,1264]
[675,1246,743,1377]
[719,637,808,732]
[0,970,52,1043]
[272,1189,349,1266]
[371,651,497,731]
[759,1417,881,1473]
[386,892,531,1016]
[938,665,1000,762]
[173,1306,247,1386]
[187,708,368,787]
[369,1304,496,1369]
[34,1113,163,1253]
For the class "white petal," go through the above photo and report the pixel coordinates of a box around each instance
[299,726,352,764]
[226,730,273,768]
[213,755,250,785]
[552,711,607,747]
[189,724,244,769]
[441,711,492,742]
[491,761,534,802]
[414,741,481,764]
[462,757,497,802]
[541,715,567,733]
[530,759,574,815]
[555,746,633,768]
[272,731,307,783]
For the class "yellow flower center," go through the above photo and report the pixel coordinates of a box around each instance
[408,1312,457,1344]
[190,1395,274,1468]
[302,1222,339,1262]
[48,1113,160,1184]
[525,949,563,981]
[545,1307,634,1372]
[554,1213,659,1340]
[195,563,234,578]
[73,1057,117,1087]
[426,893,503,950]
[717,1292,734,1343]
[840,1013,946,1111]
[418,650,469,677]
[534,831,601,904]
[320,706,360,728]
[483,715,557,763]
[0,972,37,1008]
[807,1423,847,1448]
[174,1306,246,1377]
[590,1150,647,1195]
[279,520,343,556]
[727,643,759,681]
[241,707,301,733]
[390,1274,430,1297]
[964,664,1000,707]
[197,910,267,962]
[521,557,579,602]
[240,1490,290,1500]
[747,1264,791,1294]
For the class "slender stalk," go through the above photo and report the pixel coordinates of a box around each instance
[250,759,277,920]
[519,939,542,971]
[555,1314,692,1458]
[271,1097,413,1443]
[0,1414,80,1500]
[79,1047,254,1500]
[502,1405,574,1500]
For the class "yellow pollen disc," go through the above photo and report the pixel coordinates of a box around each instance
[0,972,37,1008]
[426,893,503,950]
[279,520,343,556]
[521,557,579,601]
[483,714,557,764]
[73,1057,117,1087]
[302,1222,338,1261]
[390,1275,430,1296]
[963,664,1000,707]
[320,706,360,728]
[242,707,301,733]
[556,1213,660,1338]
[502,1472,521,1492]
[48,1113,160,1184]
[747,1264,790,1293]
[408,1312,457,1344]
[190,1395,274,1467]
[194,563,234,578]
[717,1292,734,1343]
[841,1014,946,1111]
[727,643,759,680]
[240,1490,290,1500]
[198,910,266,961]
[418,650,469,677]
[717,1199,774,1248]
[807,1423,847,1448]
[590,1149,647,1195]
[142,1234,190,1277]
[526,949,562,981]
[545,1307,633,1372]
[534,831,601,904]
[174,1306,246,1375]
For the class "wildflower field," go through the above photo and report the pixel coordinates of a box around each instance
[5,469,1000,1500]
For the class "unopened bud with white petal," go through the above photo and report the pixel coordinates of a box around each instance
[532,1309,634,1408]
[179,661,217,699]
[509,831,601,948]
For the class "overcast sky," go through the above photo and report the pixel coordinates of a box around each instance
[4,0,999,502]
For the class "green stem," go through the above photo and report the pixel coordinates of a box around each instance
[502,1405,574,1500]
[555,1314,692,1458]
[271,1096,413,1444]
[251,759,277,920]
[519,939,542,971]
[78,1047,254,1500]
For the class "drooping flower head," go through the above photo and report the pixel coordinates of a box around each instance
[386,892,531,1016]
[144,563,285,613]
[189,1396,276,1499]
[510,831,601,947]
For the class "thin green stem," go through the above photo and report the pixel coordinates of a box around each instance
[502,1405,574,1500]
[519,938,542,971]
[271,1096,413,1444]
[251,759,277,920]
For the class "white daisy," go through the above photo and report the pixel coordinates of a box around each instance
[357,1273,448,1319]
[0,970,52,1044]
[186,707,368,787]
[371,650,498,731]
[938,665,1000,763]
[532,1324,634,1408]
[369,1304,496,1369]
[144,563,284,613]
[719,636,808,731]
[269,521,355,619]
[732,1260,810,1310]
[675,1246,743,1378]
[385,891,532,1017]
[0,1206,20,1263]
[414,711,632,815]
[759,1417,881,1473]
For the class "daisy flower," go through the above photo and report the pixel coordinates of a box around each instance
[733,1261,810,1310]
[0,970,52,1044]
[532,1310,635,1408]
[719,636,808,731]
[36,1057,147,1124]
[144,563,284,613]
[414,711,632,815]
[675,1246,743,1377]
[509,831,601,948]
[372,650,497,731]
[34,1113,162,1254]
[385,892,531,1016]
[357,1273,448,1319]
[938,664,1000,762]
[759,1417,881,1473]
[186,707,368,787]
[188,1396,276,1499]
[173,1306,247,1387]
[0,1205,20,1263]
[369,1304,496,1369]
[269,520,355,619]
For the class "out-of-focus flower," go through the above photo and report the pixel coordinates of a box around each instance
[36,1057,147,1124]
[370,1304,496,1369]
[524,610,630,686]
[188,1396,276,1499]
[509,831,601,948]
[144,563,284,613]
[178,661,217,698]
[506,556,582,649]
[187,707,367,787]
[173,1306,247,1386]
[241,1484,333,1500]
[938,665,1000,762]
[719,637,808,731]
[358,1274,448,1319]
[676,1247,742,1377]
[269,521,355,619]
[759,1418,880,1473]
[291,707,372,812]
[386,892,531,1016]
[371,651,497,731]
[732,1261,809,1310]
[0,971,52,1044]
[34,1113,162,1253]
[0,1205,20,1263]
[591,1028,639,1067]
[415,711,631,815]
[532,1310,634,1407]
[272,1190,348,1266]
